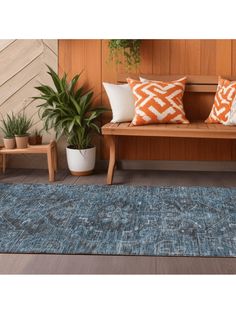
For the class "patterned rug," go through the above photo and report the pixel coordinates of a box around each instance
[0,183,235,256]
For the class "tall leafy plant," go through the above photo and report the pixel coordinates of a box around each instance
[34,66,107,150]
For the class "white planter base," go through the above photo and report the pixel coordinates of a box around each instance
[70,170,93,176]
[66,146,96,176]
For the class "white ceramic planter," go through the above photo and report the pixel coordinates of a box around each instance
[66,146,96,176]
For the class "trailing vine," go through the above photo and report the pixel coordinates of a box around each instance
[108,40,141,70]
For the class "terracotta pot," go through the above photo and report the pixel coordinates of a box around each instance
[3,138,16,149]
[28,135,42,145]
[66,146,96,176]
[28,135,37,145]
[15,135,29,149]
[36,135,42,145]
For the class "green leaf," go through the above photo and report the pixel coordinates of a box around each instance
[70,96,81,115]
[46,65,62,93]
[74,87,84,101]
[61,73,68,91]
[90,123,100,134]
[75,115,82,127]
[69,72,83,93]
[68,119,75,133]
[35,85,55,96]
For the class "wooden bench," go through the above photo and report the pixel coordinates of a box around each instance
[0,141,57,182]
[102,75,236,184]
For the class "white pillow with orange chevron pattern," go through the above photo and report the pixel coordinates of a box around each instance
[223,96,236,125]
[206,78,236,124]
[103,82,135,123]
[127,77,189,125]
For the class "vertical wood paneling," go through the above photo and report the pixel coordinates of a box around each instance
[170,40,186,74]
[216,40,232,76]
[101,40,117,107]
[231,40,236,76]
[58,39,236,162]
[185,40,201,74]
[58,40,72,77]
[140,40,153,74]
[84,40,102,105]
[59,40,102,104]
[200,40,216,75]
[153,40,170,74]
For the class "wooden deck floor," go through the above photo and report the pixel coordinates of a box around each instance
[0,168,236,274]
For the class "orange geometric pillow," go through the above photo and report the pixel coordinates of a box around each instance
[206,78,236,124]
[127,77,189,126]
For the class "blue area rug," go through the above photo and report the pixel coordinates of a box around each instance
[0,183,235,256]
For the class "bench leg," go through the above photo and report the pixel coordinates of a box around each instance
[47,146,55,182]
[2,154,6,174]
[53,142,58,172]
[107,136,116,185]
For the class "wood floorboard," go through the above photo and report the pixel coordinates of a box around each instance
[0,254,235,274]
[0,168,236,274]
[0,168,26,184]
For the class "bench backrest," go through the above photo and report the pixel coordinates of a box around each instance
[117,74,236,122]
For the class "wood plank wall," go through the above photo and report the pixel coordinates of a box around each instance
[0,40,58,169]
[59,40,236,162]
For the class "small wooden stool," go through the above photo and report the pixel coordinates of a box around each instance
[0,140,57,182]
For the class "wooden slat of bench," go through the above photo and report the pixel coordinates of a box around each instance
[195,122,208,128]
[101,122,236,139]
[102,123,120,129]
[119,122,131,128]
[185,85,217,92]
[207,124,219,129]
[211,124,236,131]
[117,74,220,92]
[117,74,236,85]
[118,74,219,85]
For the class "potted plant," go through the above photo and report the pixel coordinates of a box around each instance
[14,112,33,149]
[108,39,141,70]
[34,66,107,176]
[29,129,43,145]
[0,113,17,149]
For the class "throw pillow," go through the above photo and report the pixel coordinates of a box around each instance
[127,77,189,125]
[103,82,135,123]
[206,78,236,124]
[223,97,236,125]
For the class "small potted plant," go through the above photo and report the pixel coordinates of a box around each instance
[29,129,43,145]
[0,113,17,149]
[14,112,33,149]
[34,66,107,175]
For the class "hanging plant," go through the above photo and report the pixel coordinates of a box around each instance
[108,40,141,70]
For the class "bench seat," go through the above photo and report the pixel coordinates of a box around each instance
[102,122,236,139]
[101,74,236,184]
[101,122,236,184]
